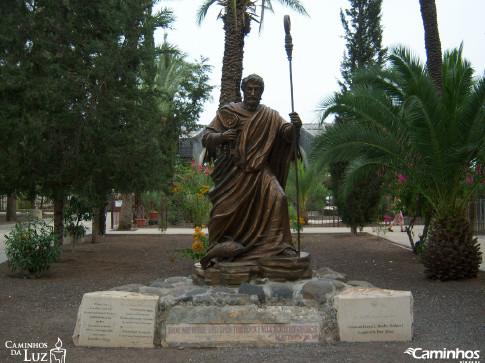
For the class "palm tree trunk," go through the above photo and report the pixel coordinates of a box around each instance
[419,0,443,95]
[423,214,482,280]
[219,2,249,108]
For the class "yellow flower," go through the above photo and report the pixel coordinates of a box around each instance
[198,185,211,196]
[192,241,204,253]
[170,184,183,194]
[299,217,305,225]
[193,226,206,241]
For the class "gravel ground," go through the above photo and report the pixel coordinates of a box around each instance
[0,233,483,363]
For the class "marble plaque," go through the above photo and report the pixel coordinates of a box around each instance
[165,323,319,345]
[335,288,413,342]
[162,305,322,347]
[73,291,158,348]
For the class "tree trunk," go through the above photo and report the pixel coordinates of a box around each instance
[134,194,144,219]
[406,216,416,250]
[419,0,443,95]
[98,205,106,235]
[6,192,17,222]
[91,214,99,243]
[91,205,107,243]
[118,193,133,230]
[53,198,64,246]
[422,214,481,280]
[219,2,249,108]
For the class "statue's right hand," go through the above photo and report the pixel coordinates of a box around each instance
[222,129,238,142]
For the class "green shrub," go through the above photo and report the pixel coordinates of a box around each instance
[63,195,93,238]
[4,216,61,276]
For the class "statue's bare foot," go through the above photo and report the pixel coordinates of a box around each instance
[280,248,298,257]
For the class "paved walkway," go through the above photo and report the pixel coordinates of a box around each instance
[1,214,483,271]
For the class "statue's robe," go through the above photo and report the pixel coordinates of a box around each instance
[202,102,297,261]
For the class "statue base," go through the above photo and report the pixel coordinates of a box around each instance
[192,252,313,286]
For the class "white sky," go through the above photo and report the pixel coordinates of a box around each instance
[154,0,485,125]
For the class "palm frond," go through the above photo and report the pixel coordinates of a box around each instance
[196,0,219,25]
[275,0,309,16]
[152,8,175,29]
[312,46,485,220]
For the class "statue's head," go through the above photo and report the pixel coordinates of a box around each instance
[241,74,264,111]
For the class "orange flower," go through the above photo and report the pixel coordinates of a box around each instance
[192,241,204,253]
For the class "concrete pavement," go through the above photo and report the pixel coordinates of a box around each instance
[1,214,483,271]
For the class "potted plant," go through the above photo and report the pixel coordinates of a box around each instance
[134,217,146,227]
[134,194,146,227]
[142,191,161,223]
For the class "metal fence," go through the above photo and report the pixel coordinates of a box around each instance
[305,197,485,234]
[99,194,485,234]
[307,207,342,227]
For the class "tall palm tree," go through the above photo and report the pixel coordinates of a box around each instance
[311,46,485,280]
[419,0,442,95]
[197,0,308,108]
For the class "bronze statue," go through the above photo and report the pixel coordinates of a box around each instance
[201,74,302,269]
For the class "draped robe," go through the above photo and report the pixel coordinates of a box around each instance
[202,102,297,261]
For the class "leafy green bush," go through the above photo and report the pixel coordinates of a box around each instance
[5,217,61,276]
[168,159,213,225]
[63,195,93,238]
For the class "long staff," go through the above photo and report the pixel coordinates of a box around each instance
[284,15,301,256]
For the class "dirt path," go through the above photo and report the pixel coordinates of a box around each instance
[0,233,483,362]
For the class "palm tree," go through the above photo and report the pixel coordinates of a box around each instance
[286,159,330,223]
[154,38,196,121]
[197,0,308,108]
[419,0,442,94]
[311,46,485,280]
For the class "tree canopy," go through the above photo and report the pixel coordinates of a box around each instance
[311,46,485,279]
[323,0,386,234]
[0,0,213,240]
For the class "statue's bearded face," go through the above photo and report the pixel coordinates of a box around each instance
[243,82,263,111]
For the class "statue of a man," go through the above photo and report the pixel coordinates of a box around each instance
[201,74,301,269]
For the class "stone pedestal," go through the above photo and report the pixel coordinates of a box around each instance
[334,288,413,342]
[63,235,85,245]
[192,252,313,285]
[72,270,414,348]
[29,209,43,219]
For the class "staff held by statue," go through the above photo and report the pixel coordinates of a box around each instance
[284,15,301,256]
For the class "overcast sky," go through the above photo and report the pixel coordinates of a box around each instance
[154,0,485,125]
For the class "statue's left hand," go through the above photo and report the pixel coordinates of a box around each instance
[289,112,302,129]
